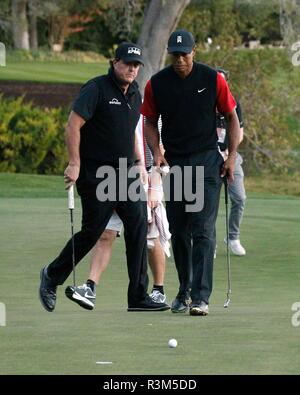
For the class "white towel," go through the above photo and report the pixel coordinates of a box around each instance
[147,203,172,257]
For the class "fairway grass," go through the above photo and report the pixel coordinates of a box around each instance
[0,176,300,375]
[0,61,108,84]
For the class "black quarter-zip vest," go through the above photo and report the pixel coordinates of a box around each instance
[151,62,217,157]
[80,68,141,165]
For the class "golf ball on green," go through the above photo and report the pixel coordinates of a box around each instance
[168,338,177,348]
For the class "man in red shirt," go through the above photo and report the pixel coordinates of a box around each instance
[141,29,240,315]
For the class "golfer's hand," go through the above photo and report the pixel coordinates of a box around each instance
[148,199,159,210]
[221,155,235,183]
[148,167,163,208]
[64,163,80,189]
[153,150,168,168]
[148,189,161,209]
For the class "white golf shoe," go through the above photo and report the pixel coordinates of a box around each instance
[224,238,246,256]
[189,301,209,316]
[149,289,167,304]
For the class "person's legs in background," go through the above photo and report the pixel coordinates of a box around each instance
[88,229,118,285]
[148,238,167,303]
[227,153,246,256]
[65,213,121,310]
[117,194,169,311]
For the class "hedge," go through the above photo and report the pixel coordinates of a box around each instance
[0,95,68,174]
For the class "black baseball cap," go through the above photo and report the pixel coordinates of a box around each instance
[115,42,144,65]
[167,29,195,54]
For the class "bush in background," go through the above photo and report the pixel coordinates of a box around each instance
[196,48,300,175]
[0,95,67,174]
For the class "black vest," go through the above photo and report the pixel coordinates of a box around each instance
[151,62,217,157]
[79,69,141,165]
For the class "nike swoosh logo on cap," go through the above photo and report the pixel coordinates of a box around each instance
[198,88,206,93]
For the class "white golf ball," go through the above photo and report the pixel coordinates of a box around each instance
[168,338,177,348]
[160,166,170,175]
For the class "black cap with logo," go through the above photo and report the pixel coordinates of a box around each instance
[167,29,195,54]
[115,42,144,65]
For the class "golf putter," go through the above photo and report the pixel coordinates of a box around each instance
[223,177,232,308]
[68,185,76,288]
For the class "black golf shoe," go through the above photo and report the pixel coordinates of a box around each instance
[127,295,170,311]
[65,284,96,310]
[39,267,57,312]
[171,293,190,313]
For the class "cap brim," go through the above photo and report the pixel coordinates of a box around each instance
[167,47,193,54]
[122,56,144,66]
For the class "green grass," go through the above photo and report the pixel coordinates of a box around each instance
[245,174,300,197]
[0,60,108,83]
[0,174,300,374]
[0,173,67,198]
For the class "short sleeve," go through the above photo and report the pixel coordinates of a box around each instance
[140,80,159,121]
[72,80,100,121]
[216,73,236,115]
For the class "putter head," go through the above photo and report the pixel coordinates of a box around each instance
[223,298,230,308]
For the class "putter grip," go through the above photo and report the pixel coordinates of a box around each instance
[68,185,74,209]
[224,178,228,204]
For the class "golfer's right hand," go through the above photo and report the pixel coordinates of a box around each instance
[221,156,235,184]
[64,163,80,189]
[153,151,169,168]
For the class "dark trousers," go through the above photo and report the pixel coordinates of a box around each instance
[47,163,149,306]
[165,149,223,304]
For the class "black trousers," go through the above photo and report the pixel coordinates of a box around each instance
[165,149,223,304]
[47,162,149,306]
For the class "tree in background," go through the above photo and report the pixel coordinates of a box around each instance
[28,0,38,50]
[137,0,191,92]
[65,0,146,55]
[235,0,281,45]
[179,0,281,49]
[40,0,105,52]
[179,1,211,49]
[107,0,142,42]
[4,0,112,51]
[210,0,241,49]
[11,0,30,50]
[0,0,12,47]
[280,0,300,58]
[1,0,284,54]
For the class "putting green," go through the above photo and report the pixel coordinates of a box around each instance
[0,174,299,374]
